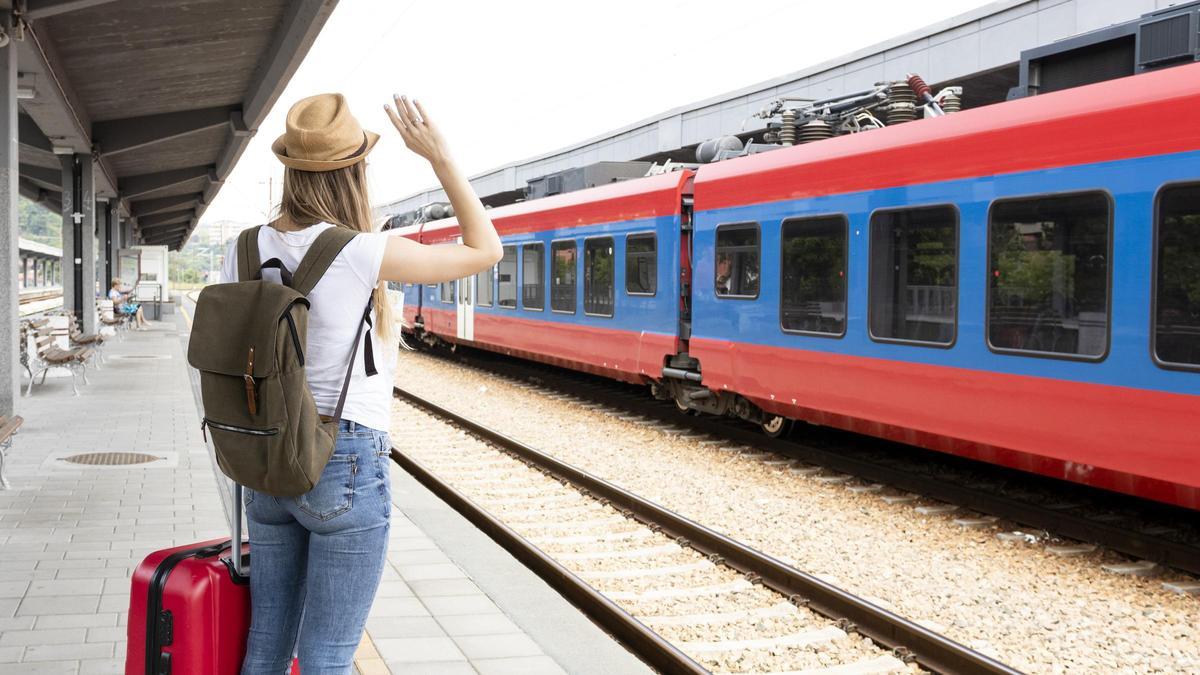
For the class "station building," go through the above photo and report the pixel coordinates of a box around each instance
[380,0,1197,217]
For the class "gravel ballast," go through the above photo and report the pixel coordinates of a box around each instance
[393,350,1199,674]
[390,400,914,674]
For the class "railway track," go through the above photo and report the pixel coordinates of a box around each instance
[18,288,63,317]
[422,344,1200,579]
[391,384,1021,675]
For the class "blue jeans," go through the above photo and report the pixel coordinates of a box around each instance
[241,421,392,675]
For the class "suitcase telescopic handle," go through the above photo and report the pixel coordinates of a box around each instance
[231,483,247,577]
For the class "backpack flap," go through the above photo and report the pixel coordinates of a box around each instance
[187,281,307,379]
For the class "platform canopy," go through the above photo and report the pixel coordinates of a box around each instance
[4,0,337,250]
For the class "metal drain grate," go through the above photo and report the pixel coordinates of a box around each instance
[60,452,164,466]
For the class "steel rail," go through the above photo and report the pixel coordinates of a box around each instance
[388,448,707,675]
[393,385,1022,675]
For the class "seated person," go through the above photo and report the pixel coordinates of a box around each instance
[108,278,148,330]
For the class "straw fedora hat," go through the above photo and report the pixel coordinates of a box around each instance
[271,93,380,172]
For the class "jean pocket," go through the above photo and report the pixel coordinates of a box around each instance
[243,487,256,506]
[375,433,392,457]
[297,454,357,521]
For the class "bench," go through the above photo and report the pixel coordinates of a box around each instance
[62,311,106,366]
[0,415,23,489]
[22,322,93,396]
[98,299,131,339]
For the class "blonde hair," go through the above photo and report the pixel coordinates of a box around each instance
[279,161,393,340]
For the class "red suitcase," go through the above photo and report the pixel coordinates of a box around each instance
[126,537,250,674]
[125,486,300,674]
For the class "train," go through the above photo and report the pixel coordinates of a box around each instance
[386,63,1200,510]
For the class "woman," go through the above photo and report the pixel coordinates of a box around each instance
[222,93,501,674]
[108,278,148,329]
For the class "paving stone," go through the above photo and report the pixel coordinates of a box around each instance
[423,595,502,617]
[0,616,36,631]
[397,563,467,581]
[473,655,568,675]
[25,579,105,597]
[0,646,22,663]
[0,627,86,646]
[78,658,123,674]
[388,550,455,566]
[17,595,101,616]
[382,661,477,675]
[55,568,131,580]
[23,641,113,661]
[367,597,431,618]
[408,579,482,597]
[374,636,465,663]
[1,660,82,673]
[374,581,415,598]
[453,633,543,659]
[86,626,126,643]
[0,581,30,598]
[34,613,119,629]
[366,616,448,639]
[435,613,522,637]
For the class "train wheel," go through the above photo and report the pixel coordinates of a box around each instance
[674,396,693,414]
[760,415,792,438]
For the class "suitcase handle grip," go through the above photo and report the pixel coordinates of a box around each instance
[230,484,247,577]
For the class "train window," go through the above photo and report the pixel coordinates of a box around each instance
[626,233,657,295]
[988,192,1110,359]
[715,223,759,298]
[551,240,577,313]
[439,281,454,304]
[497,245,517,308]
[584,237,615,316]
[1154,185,1200,368]
[476,265,494,308]
[781,215,848,336]
[869,206,957,345]
[522,243,545,311]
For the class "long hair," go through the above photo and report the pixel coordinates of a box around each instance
[279,161,393,339]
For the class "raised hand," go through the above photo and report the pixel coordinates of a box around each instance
[384,95,451,166]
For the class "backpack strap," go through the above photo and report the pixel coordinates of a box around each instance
[291,226,358,296]
[329,295,375,426]
[288,226,379,407]
[236,226,264,282]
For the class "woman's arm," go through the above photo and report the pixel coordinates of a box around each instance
[379,96,503,284]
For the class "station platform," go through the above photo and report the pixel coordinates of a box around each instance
[0,309,649,674]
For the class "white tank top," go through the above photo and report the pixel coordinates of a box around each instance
[221,223,394,432]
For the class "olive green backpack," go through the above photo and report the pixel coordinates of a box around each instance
[188,225,375,497]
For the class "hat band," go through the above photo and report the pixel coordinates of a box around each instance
[337,133,369,161]
[280,132,369,162]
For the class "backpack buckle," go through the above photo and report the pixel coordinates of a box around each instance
[244,347,257,416]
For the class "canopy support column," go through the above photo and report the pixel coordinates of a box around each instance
[61,154,97,334]
[0,33,19,416]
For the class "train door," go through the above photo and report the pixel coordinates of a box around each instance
[455,238,475,341]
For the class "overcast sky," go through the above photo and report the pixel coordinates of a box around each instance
[198,0,995,230]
